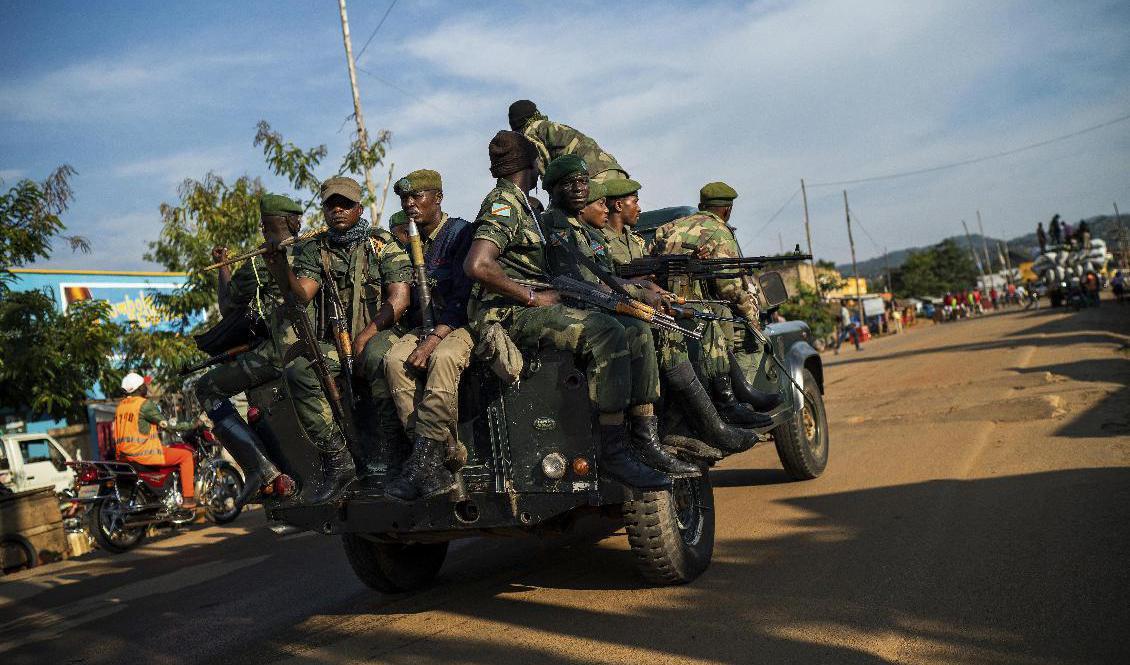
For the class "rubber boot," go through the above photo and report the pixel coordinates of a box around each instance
[728,351,783,412]
[598,423,672,491]
[308,432,356,504]
[665,361,761,455]
[385,435,457,502]
[711,376,771,427]
[628,415,700,477]
[208,405,294,506]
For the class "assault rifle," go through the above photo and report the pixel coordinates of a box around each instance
[285,295,358,451]
[616,251,812,282]
[317,252,358,409]
[178,344,253,376]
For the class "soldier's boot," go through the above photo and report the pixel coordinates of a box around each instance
[664,361,760,455]
[385,435,457,502]
[728,351,783,412]
[308,432,356,505]
[207,404,294,506]
[711,376,772,428]
[598,423,672,491]
[628,415,700,478]
[377,399,412,480]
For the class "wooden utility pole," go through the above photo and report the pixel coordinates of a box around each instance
[976,210,994,285]
[998,240,1014,286]
[883,246,892,293]
[1115,202,1128,269]
[800,178,820,296]
[962,219,988,289]
[374,161,395,225]
[337,0,380,224]
[843,190,864,325]
[778,232,784,254]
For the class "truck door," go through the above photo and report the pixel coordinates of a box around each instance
[14,437,71,493]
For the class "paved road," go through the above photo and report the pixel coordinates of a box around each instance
[2,302,1128,664]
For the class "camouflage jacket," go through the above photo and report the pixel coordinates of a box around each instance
[651,210,759,320]
[521,113,625,179]
[294,225,412,340]
[601,225,647,266]
[468,178,549,328]
[542,208,617,285]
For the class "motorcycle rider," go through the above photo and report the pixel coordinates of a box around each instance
[114,373,197,512]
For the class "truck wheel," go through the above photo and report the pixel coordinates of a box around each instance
[624,474,715,585]
[90,498,146,554]
[772,368,829,480]
[341,534,448,593]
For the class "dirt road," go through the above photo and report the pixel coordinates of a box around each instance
[2,303,1127,664]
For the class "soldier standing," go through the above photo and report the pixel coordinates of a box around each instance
[381,170,476,501]
[266,176,413,501]
[195,194,304,505]
[508,99,629,183]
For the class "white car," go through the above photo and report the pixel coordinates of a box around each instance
[0,433,76,494]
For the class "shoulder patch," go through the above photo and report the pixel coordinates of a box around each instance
[490,203,512,217]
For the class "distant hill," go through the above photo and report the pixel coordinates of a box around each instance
[837,214,1126,279]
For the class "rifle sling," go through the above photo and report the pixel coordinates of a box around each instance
[549,229,635,300]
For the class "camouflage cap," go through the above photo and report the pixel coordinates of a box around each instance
[543,154,588,189]
[585,181,607,205]
[699,181,738,206]
[320,176,362,204]
[394,169,442,196]
[388,210,408,227]
[603,178,641,199]
[259,193,303,217]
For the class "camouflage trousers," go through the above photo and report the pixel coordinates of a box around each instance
[194,340,282,414]
[722,319,765,379]
[505,304,660,413]
[654,310,728,380]
[384,327,474,443]
[285,330,402,445]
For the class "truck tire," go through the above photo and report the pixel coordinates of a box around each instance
[624,474,715,585]
[772,368,829,480]
[341,534,448,593]
[89,498,146,554]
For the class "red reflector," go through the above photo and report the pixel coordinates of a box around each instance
[79,467,98,483]
[247,407,261,423]
[201,429,216,442]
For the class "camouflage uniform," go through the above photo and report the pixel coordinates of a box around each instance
[519,113,628,183]
[601,225,648,266]
[290,225,412,444]
[652,210,762,376]
[469,179,649,412]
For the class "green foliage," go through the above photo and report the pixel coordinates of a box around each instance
[254,120,327,210]
[815,258,837,270]
[0,291,117,422]
[0,166,89,288]
[108,323,202,393]
[778,283,835,339]
[891,239,978,297]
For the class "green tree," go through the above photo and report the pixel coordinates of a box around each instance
[779,283,835,339]
[891,239,977,297]
[0,165,89,289]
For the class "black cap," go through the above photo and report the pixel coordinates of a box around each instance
[508,99,537,130]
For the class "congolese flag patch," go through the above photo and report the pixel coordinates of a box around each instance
[490,203,511,217]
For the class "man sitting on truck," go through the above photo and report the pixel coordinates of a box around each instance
[114,373,197,512]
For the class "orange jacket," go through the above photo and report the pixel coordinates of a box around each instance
[114,396,165,465]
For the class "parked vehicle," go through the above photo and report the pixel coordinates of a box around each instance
[0,432,75,494]
[67,426,244,553]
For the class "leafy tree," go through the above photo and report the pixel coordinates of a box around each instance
[778,283,835,339]
[0,166,89,288]
[891,239,977,297]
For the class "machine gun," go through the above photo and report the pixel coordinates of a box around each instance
[405,219,434,332]
[616,251,812,283]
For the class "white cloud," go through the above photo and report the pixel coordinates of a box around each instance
[112,146,248,186]
[0,169,25,182]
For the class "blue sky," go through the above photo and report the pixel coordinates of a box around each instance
[3,0,1129,271]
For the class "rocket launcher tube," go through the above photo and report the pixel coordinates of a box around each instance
[406,219,434,331]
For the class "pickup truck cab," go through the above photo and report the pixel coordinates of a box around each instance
[0,433,76,494]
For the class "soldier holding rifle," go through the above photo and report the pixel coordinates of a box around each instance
[264,176,412,500]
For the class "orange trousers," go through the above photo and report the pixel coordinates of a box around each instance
[161,447,195,499]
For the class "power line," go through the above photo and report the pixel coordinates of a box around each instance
[355,0,398,63]
[809,110,1130,187]
[752,186,801,236]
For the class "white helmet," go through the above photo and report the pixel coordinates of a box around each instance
[121,372,145,394]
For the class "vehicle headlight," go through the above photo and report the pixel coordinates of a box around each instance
[541,452,567,480]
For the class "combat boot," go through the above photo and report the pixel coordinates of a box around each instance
[628,415,700,478]
[598,423,672,491]
[308,432,355,504]
[208,404,295,506]
[711,376,772,427]
[664,361,761,455]
[385,435,457,502]
[728,351,783,413]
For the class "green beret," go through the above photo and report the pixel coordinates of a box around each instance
[585,181,606,205]
[394,169,442,196]
[543,155,588,189]
[260,193,303,217]
[603,178,641,198]
[388,210,408,227]
[699,181,738,206]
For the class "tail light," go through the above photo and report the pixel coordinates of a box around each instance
[201,429,216,442]
[78,466,98,484]
[247,406,261,423]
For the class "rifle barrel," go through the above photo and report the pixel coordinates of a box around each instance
[201,227,327,271]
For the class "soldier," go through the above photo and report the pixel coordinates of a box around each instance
[266,176,413,501]
[381,170,475,501]
[195,194,303,505]
[508,99,629,183]
[578,181,608,230]
[540,155,756,462]
[652,182,782,415]
[601,179,647,265]
[463,132,673,489]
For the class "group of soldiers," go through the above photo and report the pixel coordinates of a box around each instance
[180,99,783,507]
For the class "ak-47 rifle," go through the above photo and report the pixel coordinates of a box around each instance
[405,219,434,332]
[285,295,357,451]
[616,251,813,282]
[317,252,358,409]
[178,344,253,376]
